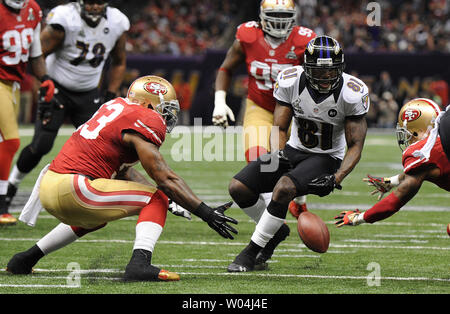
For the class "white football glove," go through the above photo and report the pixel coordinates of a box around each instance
[168,200,192,220]
[212,90,235,127]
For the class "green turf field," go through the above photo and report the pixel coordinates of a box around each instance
[0,127,449,295]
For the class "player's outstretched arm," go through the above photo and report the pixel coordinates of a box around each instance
[123,132,238,239]
[335,168,432,227]
[212,40,244,127]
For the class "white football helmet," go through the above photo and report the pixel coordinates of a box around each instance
[4,0,28,10]
[396,98,441,151]
[127,76,180,133]
[260,0,297,39]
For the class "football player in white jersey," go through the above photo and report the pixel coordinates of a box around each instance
[227,36,369,272]
[5,0,130,212]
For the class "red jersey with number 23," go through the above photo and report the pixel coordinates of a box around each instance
[236,22,315,112]
[402,136,450,191]
[50,97,167,179]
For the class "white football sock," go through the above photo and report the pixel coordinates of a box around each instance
[9,165,27,187]
[133,221,163,252]
[250,209,285,248]
[241,197,266,223]
[0,180,8,195]
[36,223,79,255]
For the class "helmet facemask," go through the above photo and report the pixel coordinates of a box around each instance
[260,0,296,39]
[304,36,345,94]
[79,0,108,27]
[4,0,28,10]
[304,63,344,93]
[154,93,180,133]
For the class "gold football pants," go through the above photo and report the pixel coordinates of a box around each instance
[40,170,158,229]
[0,79,20,141]
[242,99,274,161]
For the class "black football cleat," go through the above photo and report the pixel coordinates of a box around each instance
[123,249,179,282]
[6,245,44,275]
[254,224,290,270]
[227,251,256,273]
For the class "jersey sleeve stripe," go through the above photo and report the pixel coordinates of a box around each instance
[136,119,162,145]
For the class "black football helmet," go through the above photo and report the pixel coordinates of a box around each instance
[78,0,108,27]
[303,36,345,93]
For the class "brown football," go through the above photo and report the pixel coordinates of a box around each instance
[297,211,330,253]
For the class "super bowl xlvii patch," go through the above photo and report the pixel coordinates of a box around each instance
[362,93,369,110]
[285,46,297,59]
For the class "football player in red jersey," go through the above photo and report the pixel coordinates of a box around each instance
[212,0,315,266]
[0,0,56,225]
[335,98,449,227]
[6,76,238,282]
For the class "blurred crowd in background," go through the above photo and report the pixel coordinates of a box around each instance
[28,0,449,128]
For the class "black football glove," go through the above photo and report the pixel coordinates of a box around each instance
[307,174,342,197]
[195,201,238,239]
[37,88,63,126]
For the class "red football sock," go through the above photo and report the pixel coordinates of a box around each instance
[0,138,20,180]
[137,189,168,227]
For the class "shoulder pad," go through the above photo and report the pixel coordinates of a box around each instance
[46,4,80,30]
[106,7,130,32]
[291,26,316,45]
[277,66,303,88]
[236,21,262,43]
[343,74,369,105]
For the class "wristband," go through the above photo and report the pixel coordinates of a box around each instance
[389,175,400,186]
[218,67,231,75]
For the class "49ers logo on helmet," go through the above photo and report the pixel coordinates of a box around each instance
[144,82,168,96]
[402,109,421,122]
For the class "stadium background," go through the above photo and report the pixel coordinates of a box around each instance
[20,0,449,128]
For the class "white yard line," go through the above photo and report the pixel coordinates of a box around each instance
[1,268,449,284]
[0,238,448,250]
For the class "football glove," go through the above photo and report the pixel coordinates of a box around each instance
[168,200,192,220]
[334,209,364,227]
[37,88,64,126]
[39,75,56,103]
[212,90,235,127]
[363,174,395,200]
[307,174,342,197]
[195,201,238,239]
